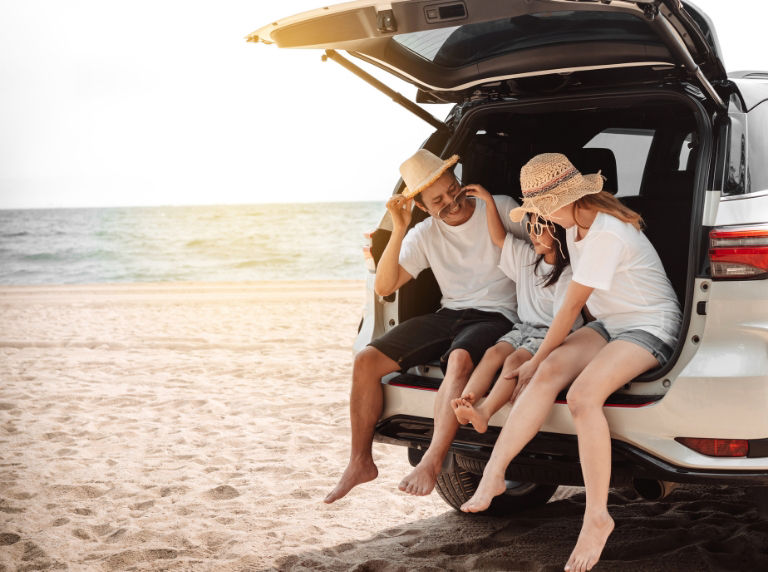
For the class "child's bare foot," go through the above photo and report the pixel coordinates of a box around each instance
[324,459,378,503]
[455,401,490,433]
[451,392,477,425]
[459,471,507,512]
[564,511,615,571]
[451,397,470,425]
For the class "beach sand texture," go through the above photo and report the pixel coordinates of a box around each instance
[1,281,767,571]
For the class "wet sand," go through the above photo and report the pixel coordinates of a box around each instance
[1,281,766,571]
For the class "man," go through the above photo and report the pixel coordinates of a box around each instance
[325,149,525,504]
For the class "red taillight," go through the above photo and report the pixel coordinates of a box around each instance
[709,226,768,279]
[675,437,749,457]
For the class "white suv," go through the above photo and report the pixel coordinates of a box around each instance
[252,1,768,513]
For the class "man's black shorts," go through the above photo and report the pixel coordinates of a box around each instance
[368,308,513,371]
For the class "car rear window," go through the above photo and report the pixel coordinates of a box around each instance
[393,11,661,68]
[585,128,655,198]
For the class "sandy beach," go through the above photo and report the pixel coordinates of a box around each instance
[1,281,767,571]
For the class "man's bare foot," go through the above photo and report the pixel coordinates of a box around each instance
[564,511,615,572]
[450,392,477,425]
[398,460,441,496]
[460,471,507,512]
[324,459,378,504]
[455,401,490,433]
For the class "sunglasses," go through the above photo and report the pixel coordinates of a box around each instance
[526,217,552,237]
[436,184,473,220]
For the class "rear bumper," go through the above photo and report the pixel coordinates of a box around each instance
[374,415,768,487]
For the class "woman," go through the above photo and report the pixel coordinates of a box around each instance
[460,153,681,572]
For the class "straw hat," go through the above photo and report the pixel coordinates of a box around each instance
[509,153,603,222]
[399,149,459,199]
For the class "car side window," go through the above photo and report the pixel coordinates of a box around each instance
[678,133,694,171]
[584,128,654,197]
[724,108,748,196]
[748,101,768,195]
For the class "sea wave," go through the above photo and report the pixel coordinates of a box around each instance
[0,202,384,285]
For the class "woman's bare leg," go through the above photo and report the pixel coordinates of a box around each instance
[460,328,607,512]
[563,340,659,572]
[451,341,514,424]
[457,347,532,433]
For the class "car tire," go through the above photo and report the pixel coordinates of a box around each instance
[408,449,557,515]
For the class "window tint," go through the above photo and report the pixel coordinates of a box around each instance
[584,128,655,197]
[748,101,768,194]
[393,11,660,68]
[724,112,747,196]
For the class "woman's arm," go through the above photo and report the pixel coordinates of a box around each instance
[463,184,506,248]
[509,280,594,399]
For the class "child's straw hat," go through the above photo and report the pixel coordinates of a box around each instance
[509,153,603,222]
[399,149,459,199]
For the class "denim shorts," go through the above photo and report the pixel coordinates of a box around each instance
[585,321,674,366]
[368,308,513,372]
[497,322,548,356]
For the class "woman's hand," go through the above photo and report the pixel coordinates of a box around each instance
[462,184,492,204]
[386,194,413,232]
[508,359,539,402]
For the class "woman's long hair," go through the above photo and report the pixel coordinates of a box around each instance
[533,220,570,288]
[573,191,644,230]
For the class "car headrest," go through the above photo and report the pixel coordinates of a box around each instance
[570,148,618,195]
[461,135,529,200]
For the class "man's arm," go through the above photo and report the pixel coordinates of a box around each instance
[374,195,415,297]
[464,184,506,248]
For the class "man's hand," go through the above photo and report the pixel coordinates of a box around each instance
[387,194,413,232]
[462,184,492,204]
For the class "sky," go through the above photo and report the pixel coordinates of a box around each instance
[0,0,766,209]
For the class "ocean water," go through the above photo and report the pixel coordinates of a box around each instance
[0,202,385,285]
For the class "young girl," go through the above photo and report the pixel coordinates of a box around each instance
[450,184,580,434]
[460,153,682,572]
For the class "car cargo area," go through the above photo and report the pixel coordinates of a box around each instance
[390,90,708,384]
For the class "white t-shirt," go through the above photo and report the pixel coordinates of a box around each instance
[499,235,582,330]
[567,211,682,346]
[399,195,525,323]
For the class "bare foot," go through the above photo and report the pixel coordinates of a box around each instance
[460,471,507,512]
[451,392,477,425]
[324,459,378,504]
[455,401,490,433]
[564,511,615,572]
[398,460,441,496]
[450,397,470,425]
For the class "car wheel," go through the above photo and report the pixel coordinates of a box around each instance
[408,449,557,515]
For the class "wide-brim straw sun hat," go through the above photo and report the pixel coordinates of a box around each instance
[399,149,460,199]
[509,153,603,222]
